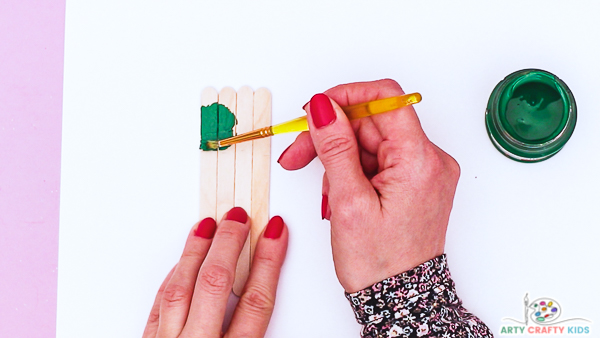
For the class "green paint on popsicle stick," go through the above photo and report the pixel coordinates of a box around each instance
[200,102,236,151]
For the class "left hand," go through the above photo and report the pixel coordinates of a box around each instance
[142,207,288,338]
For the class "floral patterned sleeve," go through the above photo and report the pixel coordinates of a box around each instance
[345,254,493,338]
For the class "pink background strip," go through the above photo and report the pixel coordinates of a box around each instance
[0,1,65,336]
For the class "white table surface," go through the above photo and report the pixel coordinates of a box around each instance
[58,1,600,336]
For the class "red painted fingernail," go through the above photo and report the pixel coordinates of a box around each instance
[310,93,336,128]
[264,216,284,239]
[302,101,309,110]
[321,194,328,220]
[226,207,247,223]
[277,145,291,163]
[195,217,217,239]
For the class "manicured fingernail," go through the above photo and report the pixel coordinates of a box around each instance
[226,207,247,223]
[195,217,217,239]
[277,145,291,163]
[310,93,336,128]
[321,194,328,220]
[302,101,309,110]
[264,216,284,239]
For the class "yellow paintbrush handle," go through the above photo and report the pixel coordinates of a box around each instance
[271,92,421,135]
[214,92,422,148]
[271,116,309,134]
[344,92,422,120]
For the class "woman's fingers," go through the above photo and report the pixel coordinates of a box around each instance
[226,216,288,338]
[324,79,426,143]
[277,131,317,170]
[278,105,381,171]
[279,79,424,173]
[144,207,285,338]
[306,93,376,214]
[143,265,177,338]
[180,207,250,337]
[156,218,217,338]
[322,79,402,106]
[322,174,331,220]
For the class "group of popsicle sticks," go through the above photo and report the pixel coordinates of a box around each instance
[200,86,271,296]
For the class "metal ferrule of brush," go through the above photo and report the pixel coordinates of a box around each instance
[218,126,274,147]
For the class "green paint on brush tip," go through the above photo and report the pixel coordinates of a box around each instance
[200,103,236,151]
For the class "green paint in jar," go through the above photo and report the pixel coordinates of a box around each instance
[485,69,576,162]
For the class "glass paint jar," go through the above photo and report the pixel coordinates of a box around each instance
[485,69,576,162]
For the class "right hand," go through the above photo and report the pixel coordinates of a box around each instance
[278,79,460,293]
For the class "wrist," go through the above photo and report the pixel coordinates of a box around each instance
[345,254,452,325]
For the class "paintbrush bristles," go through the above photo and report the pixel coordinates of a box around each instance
[205,126,274,150]
[206,140,220,150]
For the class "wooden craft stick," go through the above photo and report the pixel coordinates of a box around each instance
[251,88,271,260]
[232,86,254,296]
[200,86,271,296]
[216,87,237,221]
[200,87,218,221]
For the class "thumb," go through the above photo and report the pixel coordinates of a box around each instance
[306,93,372,202]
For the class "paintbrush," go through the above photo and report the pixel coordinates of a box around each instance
[206,92,422,150]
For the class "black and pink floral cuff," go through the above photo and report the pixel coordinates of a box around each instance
[345,255,493,338]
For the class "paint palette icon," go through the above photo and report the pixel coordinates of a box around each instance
[529,298,561,323]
